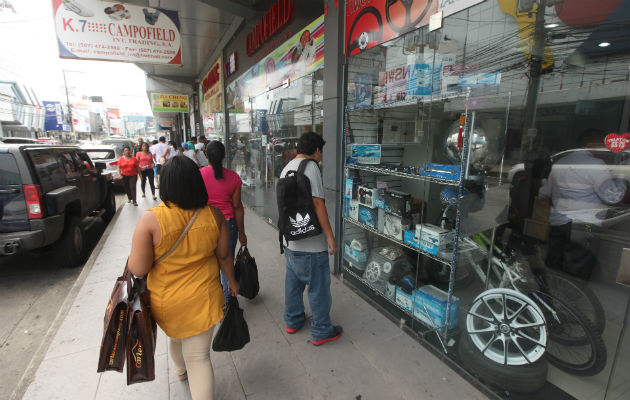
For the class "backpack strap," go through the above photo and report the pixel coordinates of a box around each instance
[297,158,317,174]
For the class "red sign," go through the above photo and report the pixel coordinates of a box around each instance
[202,62,221,98]
[246,0,294,57]
[605,133,630,153]
[345,0,437,57]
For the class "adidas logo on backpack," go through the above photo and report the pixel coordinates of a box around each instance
[276,159,322,253]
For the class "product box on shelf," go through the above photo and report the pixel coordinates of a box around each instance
[413,285,459,331]
[344,239,368,265]
[385,190,412,217]
[358,185,379,208]
[350,144,381,164]
[383,213,411,241]
[403,230,419,248]
[344,177,362,199]
[348,199,359,220]
[420,163,461,181]
[358,204,378,229]
[396,286,415,312]
[416,224,454,255]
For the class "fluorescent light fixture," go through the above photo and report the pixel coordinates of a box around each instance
[545,23,559,28]
[598,42,611,47]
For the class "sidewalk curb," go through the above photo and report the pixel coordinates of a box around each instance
[10,202,125,400]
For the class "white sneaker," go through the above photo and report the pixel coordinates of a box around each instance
[63,0,94,17]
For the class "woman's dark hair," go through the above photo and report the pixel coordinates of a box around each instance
[297,131,325,155]
[168,140,178,150]
[206,140,225,179]
[159,155,208,209]
[122,145,132,154]
[141,142,150,152]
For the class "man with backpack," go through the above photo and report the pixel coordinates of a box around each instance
[277,132,342,346]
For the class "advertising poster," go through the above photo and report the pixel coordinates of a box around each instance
[43,101,64,131]
[227,14,325,111]
[52,0,182,64]
[201,58,224,115]
[151,93,189,112]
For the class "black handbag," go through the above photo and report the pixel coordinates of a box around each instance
[234,246,260,299]
[212,297,250,352]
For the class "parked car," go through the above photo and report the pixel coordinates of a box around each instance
[0,137,38,144]
[100,138,135,154]
[81,144,123,187]
[0,144,116,266]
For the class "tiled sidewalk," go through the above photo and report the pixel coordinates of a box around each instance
[19,197,487,400]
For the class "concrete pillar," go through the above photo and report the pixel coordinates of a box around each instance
[322,0,345,273]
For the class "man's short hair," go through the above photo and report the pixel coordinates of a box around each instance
[159,155,208,209]
[199,135,206,141]
[158,136,166,142]
[297,131,325,156]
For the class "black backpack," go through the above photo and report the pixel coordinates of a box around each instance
[276,158,322,253]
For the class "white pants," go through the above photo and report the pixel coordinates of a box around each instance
[169,327,215,400]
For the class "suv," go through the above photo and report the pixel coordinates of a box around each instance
[0,144,116,266]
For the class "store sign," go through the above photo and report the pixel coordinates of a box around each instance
[52,0,182,65]
[345,0,437,57]
[43,101,64,131]
[201,58,223,115]
[246,0,294,56]
[605,133,630,153]
[227,14,324,112]
[150,93,189,112]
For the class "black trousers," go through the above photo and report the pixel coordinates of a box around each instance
[140,169,155,195]
[122,175,138,202]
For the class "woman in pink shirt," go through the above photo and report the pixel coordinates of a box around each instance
[136,142,157,200]
[201,141,247,303]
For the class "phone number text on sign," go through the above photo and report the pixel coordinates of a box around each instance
[52,0,182,65]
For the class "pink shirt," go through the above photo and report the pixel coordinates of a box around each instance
[136,152,153,169]
[200,166,242,219]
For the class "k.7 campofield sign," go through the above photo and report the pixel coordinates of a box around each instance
[52,0,182,65]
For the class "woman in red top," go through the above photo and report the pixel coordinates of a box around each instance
[136,142,157,200]
[117,145,140,206]
[200,141,247,303]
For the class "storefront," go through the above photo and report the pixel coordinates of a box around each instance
[195,0,630,398]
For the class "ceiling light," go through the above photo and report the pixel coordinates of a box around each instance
[545,23,559,28]
[598,42,611,47]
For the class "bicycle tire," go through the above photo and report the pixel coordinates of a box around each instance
[536,270,605,333]
[531,291,607,376]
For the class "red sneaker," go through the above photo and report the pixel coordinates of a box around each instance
[285,313,306,334]
[310,326,343,346]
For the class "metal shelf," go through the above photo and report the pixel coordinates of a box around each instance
[346,164,460,186]
[343,217,451,266]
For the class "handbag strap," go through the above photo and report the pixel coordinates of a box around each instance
[154,208,201,265]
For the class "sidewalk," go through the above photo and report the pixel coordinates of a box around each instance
[19,197,488,400]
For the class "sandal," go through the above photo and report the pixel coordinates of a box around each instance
[178,372,188,381]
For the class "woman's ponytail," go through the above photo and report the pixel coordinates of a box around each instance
[207,140,225,179]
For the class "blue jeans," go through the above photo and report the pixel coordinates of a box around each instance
[284,248,334,341]
[220,218,239,304]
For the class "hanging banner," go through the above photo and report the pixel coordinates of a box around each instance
[346,0,438,57]
[227,14,325,112]
[43,101,64,131]
[52,0,182,65]
[201,57,223,114]
[151,93,189,112]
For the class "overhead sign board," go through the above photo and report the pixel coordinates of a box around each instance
[43,101,64,131]
[52,0,182,65]
[151,93,189,113]
[200,58,224,114]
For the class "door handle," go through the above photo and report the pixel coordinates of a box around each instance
[0,188,20,194]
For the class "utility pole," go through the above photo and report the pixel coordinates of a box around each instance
[62,70,75,138]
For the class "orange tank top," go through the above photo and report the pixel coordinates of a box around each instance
[147,203,224,338]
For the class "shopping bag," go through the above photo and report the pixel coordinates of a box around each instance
[126,276,158,384]
[212,297,250,352]
[97,267,130,373]
[234,246,260,299]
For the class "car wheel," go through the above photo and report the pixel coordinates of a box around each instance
[56,216,85,267]
[103,188,116,222]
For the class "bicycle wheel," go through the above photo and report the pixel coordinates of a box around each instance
[531,291,607,376]
[536,270,605,333]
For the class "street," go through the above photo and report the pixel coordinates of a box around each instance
[0,193,125,400]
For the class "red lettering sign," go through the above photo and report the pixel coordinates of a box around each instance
[246,0,293,57]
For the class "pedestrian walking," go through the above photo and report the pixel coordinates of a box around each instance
[136,142,157,200]
[134,137,144,154]
[278,132,342,345]
[195,136,209,167]
[117,145,140,206]
[182,141,199,166]
[167,140,180,159]
[128,155,239,400]
[200,140,247,303]
[152,136,170,188]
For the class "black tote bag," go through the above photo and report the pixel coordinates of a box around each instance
[234,246,260,299]
[212,297,250,352]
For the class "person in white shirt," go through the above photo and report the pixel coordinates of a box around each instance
[167,141,180,159]
[192,137,209,167]
[182,142,199,166]
[152,136,170,188]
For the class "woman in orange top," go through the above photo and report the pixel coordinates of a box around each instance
[117,145,140,206]
[128,155,239,400]
[136,142,157,200]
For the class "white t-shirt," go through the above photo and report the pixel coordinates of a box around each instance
[195,143,209,166]
[184,149,199,165]
[152,142,169,165]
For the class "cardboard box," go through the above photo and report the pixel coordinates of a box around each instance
[344,240,368,264]
[358,204,378,229]
[413,285,459,331]
[396,287,415,312]
[523,218,549,241]
[403,230,420,248]
[420,163,461,181]
[416,224,453,255]
[348,199,359,220]
[385,190,412,217]
[358,185,379,208]
[351,144,381,164]
[383,213,411,240]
